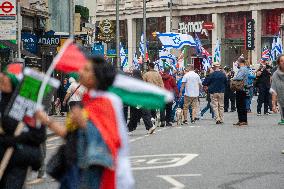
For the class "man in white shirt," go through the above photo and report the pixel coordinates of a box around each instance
[63,77,86,109]
[180,64,202,124]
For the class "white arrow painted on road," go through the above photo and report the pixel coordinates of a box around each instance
[157,174,202,189]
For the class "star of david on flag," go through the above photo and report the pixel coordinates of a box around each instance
[157,32,196,49]
[275,32,283,57]
[120,43,128,68]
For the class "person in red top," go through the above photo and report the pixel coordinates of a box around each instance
[160,67,179,126]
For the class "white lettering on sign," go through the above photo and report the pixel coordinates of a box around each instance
[178,21,208,36]
[8,95,36,121]
[102,19,111,34]
[130,154,198,170]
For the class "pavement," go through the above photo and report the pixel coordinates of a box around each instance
[25,98,284,189]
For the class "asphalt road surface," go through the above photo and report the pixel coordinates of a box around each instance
[25,98,284,189]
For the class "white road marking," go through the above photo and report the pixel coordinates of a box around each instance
[130,153,198,170]
[157,174,202,189]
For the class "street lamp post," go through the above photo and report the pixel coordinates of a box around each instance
[169,0,173,32]
[69,0,74,37]
[116,0,120,69]
[143,0,147,72]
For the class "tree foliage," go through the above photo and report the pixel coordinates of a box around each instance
[75,5,89,21]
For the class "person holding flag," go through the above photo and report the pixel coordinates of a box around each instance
[0,66,46,189]
[36,56,134,189]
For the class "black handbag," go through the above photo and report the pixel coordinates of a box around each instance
[46,145,67,180]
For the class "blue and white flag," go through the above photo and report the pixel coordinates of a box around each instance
[195,34,202,55]
[159,49,177,70]
[275,32,283,57]
[214,39,221,63]
[139,33,146,57]
[133,52,139,69]
[157,32,196,49]
[202,58,211,71]
[120,43,128,69]
[271,38,277,61]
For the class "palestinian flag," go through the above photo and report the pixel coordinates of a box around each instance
[54,39,89,73]
[109,74,174,110]
[82,91,134,189]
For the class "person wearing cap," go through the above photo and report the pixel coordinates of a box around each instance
[202,62,227,124]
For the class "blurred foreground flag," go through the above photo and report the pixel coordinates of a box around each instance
[109,74,174,110]
[55,39,89,73]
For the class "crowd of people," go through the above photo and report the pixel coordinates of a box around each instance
[123,54,284,132]
[0,53,284,189]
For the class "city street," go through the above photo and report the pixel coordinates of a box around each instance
[26,98,284,189]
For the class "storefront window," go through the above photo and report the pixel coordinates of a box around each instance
[262,9,284,36]
[225,12,251,39]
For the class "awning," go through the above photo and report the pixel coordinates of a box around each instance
[0,40,39,58]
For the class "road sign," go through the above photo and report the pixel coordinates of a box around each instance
[202,22,214,30]
[0,19,16,40]
[0,0,16,16]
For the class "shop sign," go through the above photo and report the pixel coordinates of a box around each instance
[22,33,38,54]
[178,21,209,36]
[0,19,16,40]
[93,43,104,55]
[98,19,115,43]
[0,0,16,16]
[38,36,60,46]
[245,19,255,50]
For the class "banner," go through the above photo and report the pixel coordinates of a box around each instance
[4,68,60,126]
[245,19,255,50]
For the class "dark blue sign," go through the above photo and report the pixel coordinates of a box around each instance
[92,44,104,55]
[22,33,38,54]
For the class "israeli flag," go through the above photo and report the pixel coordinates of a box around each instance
[120,43,128,68]
[202,58,211,71]
[157,32,196,49]
[275,33,283,57]
[271,38,276,61]
[133,52,139,69]
[159,49,177,70]
[139,33,146,57]
[214,39,221,63]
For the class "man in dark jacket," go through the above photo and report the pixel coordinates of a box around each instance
[256,61,272,115]
[203,62,227,124]
[160,68,178,126]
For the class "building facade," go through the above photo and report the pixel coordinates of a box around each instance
[96,0,284,68]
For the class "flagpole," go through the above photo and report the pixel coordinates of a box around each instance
[143,0,147,72]
[116,0,120,69]
[36,39,74,127]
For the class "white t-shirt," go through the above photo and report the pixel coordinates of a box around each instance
[67,82,86,102]
[182,71,202,97]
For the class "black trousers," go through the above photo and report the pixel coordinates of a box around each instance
[257,86,270,113]
[160,102,173,123]
[236,91,247,122]
[127,107,153,132]
[224,89,236,111]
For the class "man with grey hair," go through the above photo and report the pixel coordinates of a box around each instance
[180,64,202,124]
